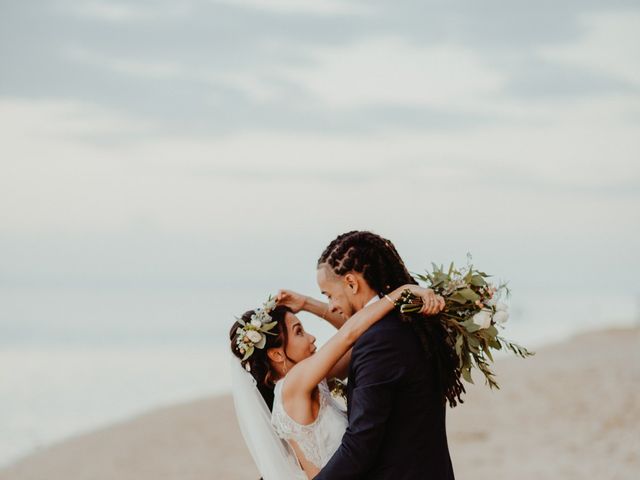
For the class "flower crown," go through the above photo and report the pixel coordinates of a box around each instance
[235,296,279,369]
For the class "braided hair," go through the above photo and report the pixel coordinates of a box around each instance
[318,230,465,407]
[229,305,292,411]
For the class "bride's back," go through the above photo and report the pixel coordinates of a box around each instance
[271,378,347,471]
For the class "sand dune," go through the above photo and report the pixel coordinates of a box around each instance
[2,328,638,480]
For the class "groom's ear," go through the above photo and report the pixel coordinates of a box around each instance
[344,273,359,294]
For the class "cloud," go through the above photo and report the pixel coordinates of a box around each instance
[61,0,192,22]
[210,0,369,15]
[1,96,637,238]
[278,37,506,109]
[539,11,640,88]
[0,2,639,296]
[3,0,640,138]
[0,92,638,295]
[62,46,184,80]
[68,0,369,21]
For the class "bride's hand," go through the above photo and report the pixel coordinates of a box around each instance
[403,285,445,315]
[276,289,308,313]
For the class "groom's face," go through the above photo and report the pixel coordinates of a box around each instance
[317,265,357,319]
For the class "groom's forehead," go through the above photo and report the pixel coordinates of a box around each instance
[317,264,340,280]
[317,266,340,287]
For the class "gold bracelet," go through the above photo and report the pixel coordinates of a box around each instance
[384,294,395,306]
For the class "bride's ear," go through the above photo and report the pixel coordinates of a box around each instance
[344,273,359,294]
[266,347,284,364]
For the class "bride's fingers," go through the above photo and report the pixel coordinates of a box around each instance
[421,294,436,314]
[421,294,431,312]
[421,293,444,315]
[431,297,439,314]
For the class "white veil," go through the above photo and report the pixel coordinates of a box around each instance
[230,355,306,480]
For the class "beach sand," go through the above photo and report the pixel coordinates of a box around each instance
[2,327,638,480]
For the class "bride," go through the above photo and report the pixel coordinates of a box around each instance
[229,284,444,479]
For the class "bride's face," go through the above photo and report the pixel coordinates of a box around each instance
[282,312,317,363]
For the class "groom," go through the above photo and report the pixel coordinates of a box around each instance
[314,231,456,479]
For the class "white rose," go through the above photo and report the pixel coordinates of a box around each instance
[472,310,492,329]
[246,330,262,344]
[496,302,508,312]
[250,319,262,328]
[493,310,509,325]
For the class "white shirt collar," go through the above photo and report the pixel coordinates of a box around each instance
[364,294,379,308]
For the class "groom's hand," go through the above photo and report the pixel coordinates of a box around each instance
[276,289,307,313]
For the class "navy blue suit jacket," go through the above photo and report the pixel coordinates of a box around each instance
[314,311,455,479]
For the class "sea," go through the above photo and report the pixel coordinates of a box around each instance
[1,285,638,467]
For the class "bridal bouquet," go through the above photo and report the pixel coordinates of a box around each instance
[396,258,533,389]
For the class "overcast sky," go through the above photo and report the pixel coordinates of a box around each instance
[1,0,639,300]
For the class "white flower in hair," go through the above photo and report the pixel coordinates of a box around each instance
[246,330,263,344]
[263,297,277,311]
[234,294,280,361]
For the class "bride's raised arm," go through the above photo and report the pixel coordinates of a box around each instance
[283,284,442,395]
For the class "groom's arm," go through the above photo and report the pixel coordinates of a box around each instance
[314,326,404,479]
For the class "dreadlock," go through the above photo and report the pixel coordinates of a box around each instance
[318,230,465,407]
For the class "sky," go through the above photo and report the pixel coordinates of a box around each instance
[1,0,639,320]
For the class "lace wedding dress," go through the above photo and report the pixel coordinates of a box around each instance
[272,378,348,471]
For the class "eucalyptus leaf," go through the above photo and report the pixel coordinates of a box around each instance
[463,320,482,333]
[484,345,494,362]
[459,288,480,302]
[450,293,468,304]
[486,325,499,337]
[455,334,464,356]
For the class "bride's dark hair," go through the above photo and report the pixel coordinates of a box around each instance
[229,305,292,411]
